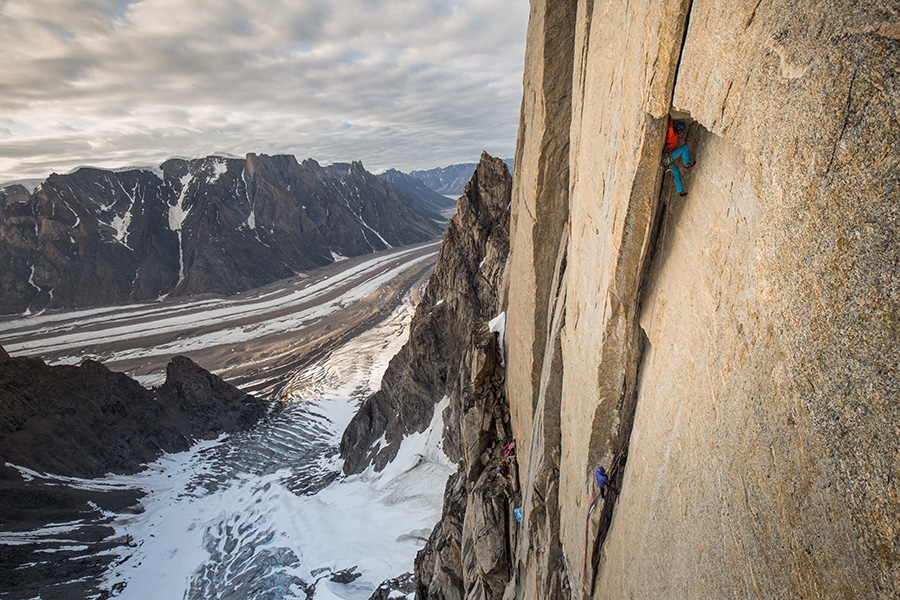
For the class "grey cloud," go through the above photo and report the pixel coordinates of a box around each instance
[0,0,527,181]
[0,137,93,158]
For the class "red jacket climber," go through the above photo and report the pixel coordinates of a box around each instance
[663,119,693,196]
[664,119,682,153]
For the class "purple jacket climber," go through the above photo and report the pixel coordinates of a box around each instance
[594,466,610,489]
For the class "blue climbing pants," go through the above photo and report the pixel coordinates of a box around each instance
[669,163,684,194]
[671,144,691,167]
[668,144,691,194]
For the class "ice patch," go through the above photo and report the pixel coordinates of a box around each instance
[240,167,258,233]
[331,252,348,262]
[370,433,388,453]
[108,182,138,249]
[367,395,453,482]
[489,311,506,366]
[168,173,193,284]
[362,220,393,250]
[27,264,41,292]
[291,394,454,597]
[168,174,193,233]
[211,159,228,183]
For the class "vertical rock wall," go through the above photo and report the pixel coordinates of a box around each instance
[558,1,690,595]
[499,0,899,598]
[503,1,577,598]
[669,5,900,594]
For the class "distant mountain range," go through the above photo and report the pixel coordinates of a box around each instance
[410,159,514,196]
[0,154,444,315]
[377,169,458,213]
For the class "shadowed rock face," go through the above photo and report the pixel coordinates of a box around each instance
[0,348,267,478]
[337,153,516,599]
[0,155,444,315]
[0,184,30,211]
[340,152,511,476]
[0,347,268,600]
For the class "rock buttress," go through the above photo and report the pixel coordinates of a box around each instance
[337,154,518,600]
[503,0,579,597]
[503,0,899,598]
[340,153,511,476]
[0,348,268,478]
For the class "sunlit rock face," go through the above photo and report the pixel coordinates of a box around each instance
[0,155,444,315]
[412,1,899,599]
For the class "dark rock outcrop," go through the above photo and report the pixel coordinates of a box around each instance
[0,155,444,315]
[414,330,517,600]
[0,184,30,211]
[338,153,516,600]
[340,152,511,474]
[0,347,267,478]
[368,572,417,600]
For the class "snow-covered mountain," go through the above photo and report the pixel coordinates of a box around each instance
[0,156,514,600]
[0,155,445,315]
[377,168,457,213]
[409,158,513,196]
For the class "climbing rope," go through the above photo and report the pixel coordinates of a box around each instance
[580,436,630,599]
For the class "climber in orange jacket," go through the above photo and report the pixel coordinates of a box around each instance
[663,119,693,196]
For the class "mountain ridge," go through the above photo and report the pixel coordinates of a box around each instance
[0,154,444,315]
[377,168,458,214]
[409,159,514,196]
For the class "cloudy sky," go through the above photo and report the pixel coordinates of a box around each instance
[0,0,528,183]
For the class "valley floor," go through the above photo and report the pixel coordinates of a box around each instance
[0,240,440,398]
[0,240,451,600]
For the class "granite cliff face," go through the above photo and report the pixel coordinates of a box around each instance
[510,0,899,598]
[397,0,898,598]
[0,155,444,315]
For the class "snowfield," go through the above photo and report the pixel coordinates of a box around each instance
[0,241,452,599]
[99,299,451,599]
